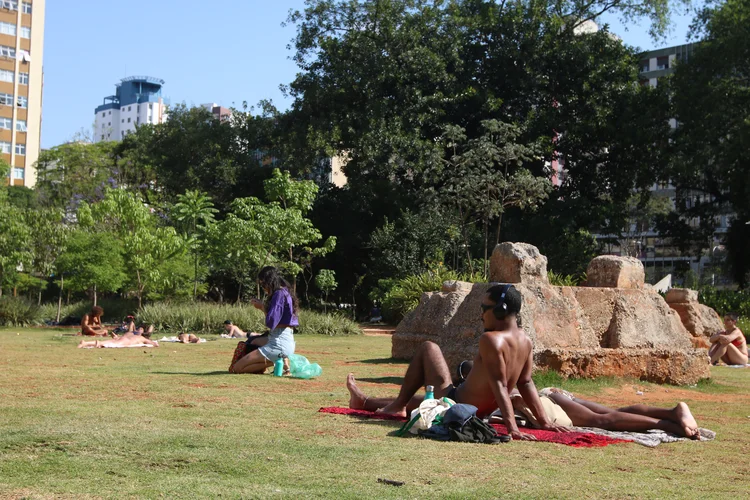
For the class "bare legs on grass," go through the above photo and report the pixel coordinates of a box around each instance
[709,343,748,365]
[548,393,699,438]
[347,341,454,417]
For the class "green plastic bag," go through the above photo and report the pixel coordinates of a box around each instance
[288,354,323,379]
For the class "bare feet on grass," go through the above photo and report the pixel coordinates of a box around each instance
[346,373,368,410]
[674,402,699,439]
[375,402,407,418]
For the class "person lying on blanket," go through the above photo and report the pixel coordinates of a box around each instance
[346,284,570,441]
[77,327,159,348]
[488,387,700,438]
[177,333,202,343]
[708,313,748,366]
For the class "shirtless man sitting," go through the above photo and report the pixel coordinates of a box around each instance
[80,306,109,337]
[346,284,569,441]
[708,313,748,366]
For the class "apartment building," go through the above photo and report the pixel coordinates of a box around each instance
[602,43,733,285]
[1,0,44,188]
[94,76,168,143]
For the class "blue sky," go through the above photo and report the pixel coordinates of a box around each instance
[41,1,697,148]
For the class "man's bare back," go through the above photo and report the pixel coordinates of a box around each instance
[454,327,533,417]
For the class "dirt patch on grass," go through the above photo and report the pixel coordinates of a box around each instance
[591,385,748,406]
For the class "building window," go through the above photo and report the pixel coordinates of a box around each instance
[108,110,111,115]
[0,92,13,105]
[0,45,16,58]
[15,143,24,155]
[0,141,10,153]
[656,56,669,70]
[121,119,124,123]
[0,117,11,129]
[12,167,23,179]
[108,122,110,126]
[21,2,30,14]
[639,59,650,72]
[18,72,27,85]
[1,2,19,12]
[16,95,26,108]
[127,117,131,123]
[0,69,12,82]
[20,26,29,38]
[16,119,25,131]
[128,106,131,111]
[0,22,16,36]
[102,112,105,117]
[101,135,104,141]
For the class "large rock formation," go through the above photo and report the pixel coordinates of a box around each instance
[665,288,723,349]
[586,255,645,289]
[392,243,710,385]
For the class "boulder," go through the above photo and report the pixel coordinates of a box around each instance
[489,242,548,284]
[668,302,724,338]
[665,288,699,304]
[586,256,645,289]
[392,243,707,385]
[441,280,474,294]
[535,348,710,386]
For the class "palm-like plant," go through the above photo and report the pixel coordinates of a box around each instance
[172,190,218,299]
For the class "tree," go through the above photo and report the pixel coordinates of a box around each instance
[172,190,218,299]
[669,0,750,286]
[80,189,184,309]
[56,231,127,308]
[34,141,118,213]
[26,208,68,305]
[315,269,337,312]
[0,190,31,298]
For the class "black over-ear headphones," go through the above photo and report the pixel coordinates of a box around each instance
[493,284,512,320]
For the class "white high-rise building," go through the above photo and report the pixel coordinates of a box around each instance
[93,76,168,142]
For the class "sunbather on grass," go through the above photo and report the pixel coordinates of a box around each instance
[177,333,202,343]
[346,284,569,441]
[709,313,748,366]
[78,327,159,348]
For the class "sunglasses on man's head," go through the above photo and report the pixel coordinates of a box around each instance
[480,303,495,313]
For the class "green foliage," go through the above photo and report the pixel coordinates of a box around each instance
[315,269,337,311]
[56,231,127,298]
[171,190,218,299]
[0,297,41,326]
[135,302,361,336]
[377,265,476,322]
[698,287,750,318]
[35,299,138,325]
[0,191,32,295]
[547,271,586,287]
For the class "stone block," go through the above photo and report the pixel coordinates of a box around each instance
[441,280,474,293]
[535,348,710,385]
[586,256,645,289]
[668,302,724,338]
[489,242,548,284]
[665,288,699,304]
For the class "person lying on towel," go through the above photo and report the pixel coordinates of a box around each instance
[78,325,159,348]
[485,387,700,439]
[345,284,570,441]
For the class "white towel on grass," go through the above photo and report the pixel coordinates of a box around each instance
[158,336,207,343]
[81,344,154,349]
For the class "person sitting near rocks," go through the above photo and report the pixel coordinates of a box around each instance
[346,284,570,441]
[709,313,748,365]
[80,306,109,337]
[78,327,159,348]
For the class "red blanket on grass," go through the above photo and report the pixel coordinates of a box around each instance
[318,407,628,448]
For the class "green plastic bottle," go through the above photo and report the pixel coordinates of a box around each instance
[424,385,434,400]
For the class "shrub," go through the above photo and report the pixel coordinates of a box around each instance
[547,271,585,287]
[379,266,470,322]
[34,299,138,326]
[0,297,42,326]
[137,302,361,336]
[698,287,750,318]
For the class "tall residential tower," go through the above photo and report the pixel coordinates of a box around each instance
[94,76,168,143]
[1,0,44,188]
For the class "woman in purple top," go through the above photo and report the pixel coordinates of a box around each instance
[230,266,299,374]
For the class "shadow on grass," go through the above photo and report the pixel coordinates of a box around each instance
[357,376,404,385]
[151,371,229,376]
[351,358,408,365]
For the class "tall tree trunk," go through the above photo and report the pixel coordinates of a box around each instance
[38,286,42,306]
[93,283,97,307]
[193,253,198,301]
[66,289,71,305]
[136,270,143,310]
[56,274,64,324]
[457,206,474,276]
[13,286,17,297]
[483,217,489,279]
[237,283,242,303]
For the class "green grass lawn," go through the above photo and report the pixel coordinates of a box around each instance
[0,329,748,499]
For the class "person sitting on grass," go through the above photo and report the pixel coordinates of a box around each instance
[453,360,700,439]
[80,306,109,337]
[709,313,748,366]
[230,266,298,374]
[78,327,159,348]
[346,284,570,441]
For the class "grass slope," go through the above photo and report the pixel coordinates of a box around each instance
[0,329,748,499]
